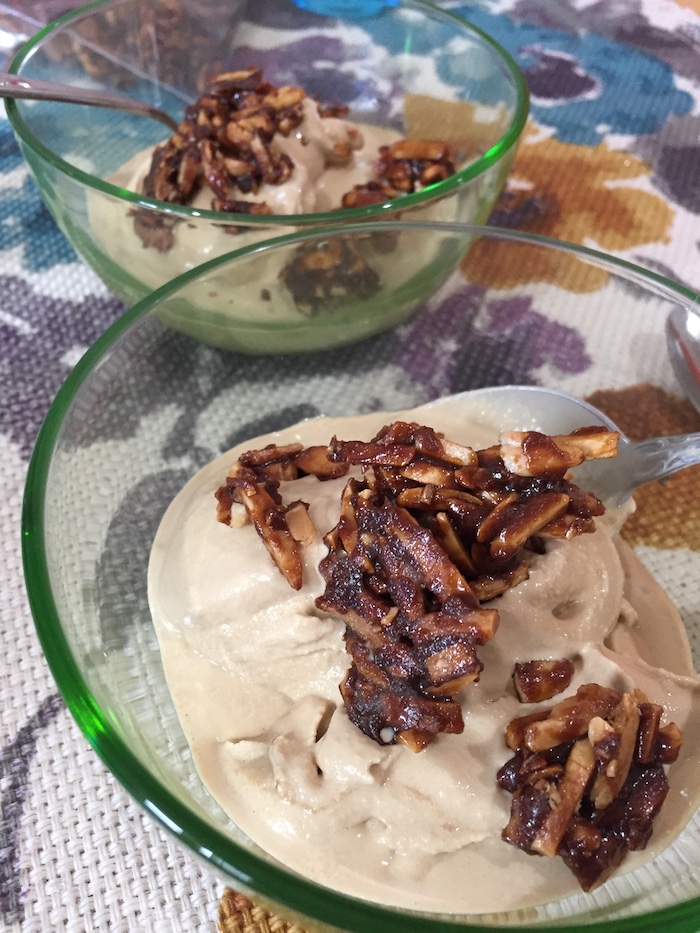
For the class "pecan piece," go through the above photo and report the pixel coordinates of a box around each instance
[279,236,382,317]
[222,418,621,753]
[499,684,683,891]
[513,658,575,703]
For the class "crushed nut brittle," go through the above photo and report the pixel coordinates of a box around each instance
[135,68,458,250]
[215,441,349,589]
[132,68,461,313]
[135,66,309,249]
[498,682,683,891]
[278,236,381,317]
[217,418,618,751]
[513,658,575,703]
[341,138,456,208]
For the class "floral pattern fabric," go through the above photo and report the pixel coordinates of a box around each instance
[1,1,700,931]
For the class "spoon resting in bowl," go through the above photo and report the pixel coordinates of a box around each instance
[465,385,700,507]
[666,306,700,414]
[0,72,179,132]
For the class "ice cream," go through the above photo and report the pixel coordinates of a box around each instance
[95,106,404,286]
[147,393,700,914]
[89,68,462,297]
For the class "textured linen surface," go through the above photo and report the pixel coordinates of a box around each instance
[2,1,700,931]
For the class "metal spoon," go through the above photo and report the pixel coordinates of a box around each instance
[0,72,179,132]
[461,384,700,507]
[666,306,700,414]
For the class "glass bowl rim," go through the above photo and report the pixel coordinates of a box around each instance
[22,221,700,933]
[6,0,529,228]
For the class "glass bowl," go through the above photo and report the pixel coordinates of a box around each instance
[6,0,527,353]
[23,222,700,932]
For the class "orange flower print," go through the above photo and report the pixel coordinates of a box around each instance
[465,127,675,291]
[674,0,700,12]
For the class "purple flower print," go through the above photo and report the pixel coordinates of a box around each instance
[393,283,591,397]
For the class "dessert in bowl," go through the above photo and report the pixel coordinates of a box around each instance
[6,0,527,352]
[22,223,700,931]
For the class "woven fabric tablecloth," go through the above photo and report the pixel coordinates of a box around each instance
[2,1,700,931]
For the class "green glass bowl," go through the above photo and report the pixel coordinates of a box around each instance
[23,222,700,931]
[7,0,528,353]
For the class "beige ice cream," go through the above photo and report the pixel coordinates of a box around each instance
[90,112,405,306]
[147,393,700,914]
[94,99,404,290]
[87,77,484,339]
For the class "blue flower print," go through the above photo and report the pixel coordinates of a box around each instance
[451,6,693,145]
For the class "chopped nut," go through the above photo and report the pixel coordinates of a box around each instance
[220,420,618,752]
[470,562,530,601]
[522,684,621,751]
[530,738,598,857]
[278,236,381,316]
[635,702,663,763]
[294,445,350,479]
[499,684,683,891]
[589,692,640,809]
[478,491,571,562]
[499,427,620,478]
[221,463,303,590]
[286,501,316,546]
[653,721,683,763]
[240,442,303,469]
[513,658,575,703]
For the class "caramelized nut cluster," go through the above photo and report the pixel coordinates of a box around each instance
[215,440,348,591]
[315,422,615,751]
[341,139,456,209]
[278,236,381,316]
[498,684,683,891]
[216,419,619,753]
[134,66,458,253]
[513,658,575,703]
[135,67,318,250]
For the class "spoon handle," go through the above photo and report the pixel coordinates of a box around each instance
[0,72,179,132]
[625,433,700,487]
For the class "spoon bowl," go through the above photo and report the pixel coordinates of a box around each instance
[666,306,700,414]
[465,385,700,507]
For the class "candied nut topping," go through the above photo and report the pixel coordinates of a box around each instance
[500,426,620,479]
[341,138,456,208]
[513,658,575,703]
[217,419,618,751]
[278,236,381,317]
[498,683,683,891]
[135,66,310,248]
[134,67,458,255]
[215,441,349,589]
